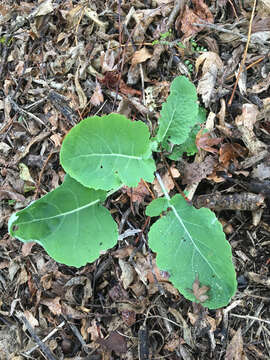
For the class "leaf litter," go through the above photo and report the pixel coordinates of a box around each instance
[0,0,270,358]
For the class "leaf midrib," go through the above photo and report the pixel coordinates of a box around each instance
[170,202,222,281]
[16,199,100,226]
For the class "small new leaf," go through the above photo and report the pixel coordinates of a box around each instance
[157,76,199,146]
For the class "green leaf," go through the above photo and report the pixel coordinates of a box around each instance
[146,197,169,217]
[157,76,199,145]
[166,106,206,160]
[147,194,237,309]
[8,175,118,267]
[60,114,156,190]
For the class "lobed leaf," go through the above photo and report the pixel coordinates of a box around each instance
[60,114,156,190]
[157,76,199,146]
[147,194,237,309]
[8,175,118,267]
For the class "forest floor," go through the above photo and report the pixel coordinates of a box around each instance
[0,0,270,359]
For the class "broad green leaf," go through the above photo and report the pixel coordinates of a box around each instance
[147,194,237,309]
[157,76,199,145]
[8,175,118,267]
[60,114,156,190]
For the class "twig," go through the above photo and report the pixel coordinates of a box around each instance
[228,0,257,106]
[7,95,46,126]
[230,313,270,326]
[166,0,185,29]
[26,321,65,355]
[16,311,57,360]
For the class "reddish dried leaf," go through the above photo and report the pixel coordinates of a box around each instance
[119,79,141,96]
[121,310,136,326]
[219,143,247,168]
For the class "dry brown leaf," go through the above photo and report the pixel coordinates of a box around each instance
[24,310,39,327]
[122,179,150,204]
[90,81,104,106]
[131,47,152,66]
[153,167,180,196]
[182,155,216,185]
[196,130,222,154]
[196,52,223,107]
[87,319,101,341]
[22,242,35,256]
[31,0,53,17]
[75,66,87,109]
[225,327,244,360]
[219,143,247,168]
[0,189,25,202]
[50,133,62,147]
[96,331,127,355]
[177,0,214,39]
[41,297,62,316]
[235,104,267,155]
[119,259,135,289]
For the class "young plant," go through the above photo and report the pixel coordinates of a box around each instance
[9,76,237,309]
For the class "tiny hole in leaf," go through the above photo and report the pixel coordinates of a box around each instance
[99,242,103,246]
[12,225,19,231]
[100,165,103,169]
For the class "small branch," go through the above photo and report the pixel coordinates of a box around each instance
[228,0,257,106]
[16,311,57,360]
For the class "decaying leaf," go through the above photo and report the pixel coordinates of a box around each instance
[131,47,152,66]
[252,162,270,180]
[90,81,104,106]
[196,52,224,107]
[235,104,267,155]
[40,297,62,316]
[196,130,222,154]
[153,167,180,196]
[219,143,247,168]
[225,327,244,360]
[182,155,216,185]
[188,274,210,303]
[119,258,135,289]
[177,0,214,39]
[96,331,127,355]
[122,179,150,204]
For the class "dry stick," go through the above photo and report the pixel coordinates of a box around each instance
[226,56,265,81]
[26,321,65,355]
[34,151,56,199]
[228,0,257,106]
[230,313,270,326]
[16,311,57,360]
[166,0,185,29]
[228,0,239,20]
